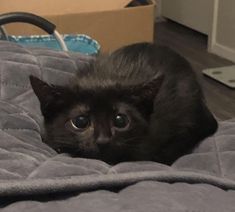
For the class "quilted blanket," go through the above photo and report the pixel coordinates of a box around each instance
[0,41,235,211]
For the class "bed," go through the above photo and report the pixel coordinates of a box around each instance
[0,41,235,211]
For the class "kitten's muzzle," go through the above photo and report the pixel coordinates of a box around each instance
[95,135,111,147]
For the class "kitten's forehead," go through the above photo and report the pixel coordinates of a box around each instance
[69,104,90,116]
[115,102,132,112]
[68,102,132,117]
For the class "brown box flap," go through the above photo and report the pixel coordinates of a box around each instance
[0,0,133,16]
[2,0,155,52]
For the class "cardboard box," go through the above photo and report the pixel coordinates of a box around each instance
[1,0,155,52]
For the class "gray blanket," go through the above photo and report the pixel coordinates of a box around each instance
[0,41,235,211]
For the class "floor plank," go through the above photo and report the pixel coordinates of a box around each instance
[154,20,235,120]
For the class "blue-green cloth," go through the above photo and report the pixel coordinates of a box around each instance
[6,34,100,55]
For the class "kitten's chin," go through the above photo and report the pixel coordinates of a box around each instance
[53,146,101,160]
[56,145,146,165]
[68,147,120,165]
[69,149,99,159]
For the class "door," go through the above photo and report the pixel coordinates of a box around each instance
[161,0,214,35]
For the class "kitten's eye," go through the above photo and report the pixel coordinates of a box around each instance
[113,114,129,129]
[71,115,90,130]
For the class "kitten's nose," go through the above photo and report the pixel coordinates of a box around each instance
[96,135,110,147]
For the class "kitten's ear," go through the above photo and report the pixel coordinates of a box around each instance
[29,76,56,105]
[128,75,164,116]
[29,75,72,119]
[131,75,164,101]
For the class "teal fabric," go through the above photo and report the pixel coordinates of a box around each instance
[7,34,100,55]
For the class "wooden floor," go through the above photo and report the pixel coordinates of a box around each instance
[154,20,235,120]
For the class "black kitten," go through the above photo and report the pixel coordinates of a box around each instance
[30,43,218,165]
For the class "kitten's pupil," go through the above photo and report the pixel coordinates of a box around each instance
[71,115,90,130]
[113,114,129,129]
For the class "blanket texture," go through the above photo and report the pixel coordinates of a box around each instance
[0,41,235,211]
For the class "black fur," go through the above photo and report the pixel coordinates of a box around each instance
[30,43,218,165]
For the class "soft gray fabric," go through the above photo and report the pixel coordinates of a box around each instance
[0,41,235,211]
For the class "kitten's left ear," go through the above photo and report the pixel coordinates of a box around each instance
[127,75,164,115]
[130,74,164,101]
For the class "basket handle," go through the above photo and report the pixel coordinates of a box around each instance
[0,12,55,34]
[0,12,68,51]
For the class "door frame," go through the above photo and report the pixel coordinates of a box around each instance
[208,0,235,62]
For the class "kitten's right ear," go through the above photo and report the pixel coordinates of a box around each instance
[29,75,72,119]
[29,75,55,105]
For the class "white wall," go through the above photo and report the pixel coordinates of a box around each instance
[209,0,235,62]
[161,0,214,35]
[155,0,162,17]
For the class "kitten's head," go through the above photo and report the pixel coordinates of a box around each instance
[29,75,163,164]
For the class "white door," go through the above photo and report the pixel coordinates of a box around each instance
[209,0,235,62]
[161,0,214,35]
